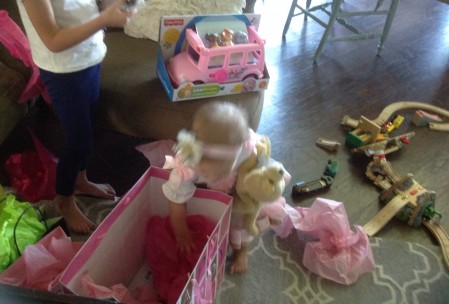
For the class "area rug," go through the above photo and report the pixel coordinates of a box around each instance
[216,229,449,304]
[72,196,449,304]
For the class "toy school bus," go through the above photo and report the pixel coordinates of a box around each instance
[167,23,266,87]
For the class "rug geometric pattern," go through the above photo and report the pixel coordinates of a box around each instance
[216,230,449,304]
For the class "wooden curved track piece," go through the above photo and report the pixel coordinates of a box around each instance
[423,219,449,269]
[429,122,449,131]
[342,101,449,131]
[374,101,449,131]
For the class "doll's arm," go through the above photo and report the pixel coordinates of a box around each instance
[169,201,195,254]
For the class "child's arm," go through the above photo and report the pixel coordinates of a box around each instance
[169,201,195,254]
[22,0,133,53]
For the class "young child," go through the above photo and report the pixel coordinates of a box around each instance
[163,101,288,273]
[16,0,135,234]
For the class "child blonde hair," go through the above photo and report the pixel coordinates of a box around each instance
[192,102,249,147]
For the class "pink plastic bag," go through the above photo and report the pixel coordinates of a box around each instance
[5,130,57,203]
[0,10,50,103]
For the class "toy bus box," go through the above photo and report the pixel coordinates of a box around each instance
[60,167,232,303]
[157,14,270,102]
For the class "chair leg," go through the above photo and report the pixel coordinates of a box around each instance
[283,0,299,37]
[305,0,312,19]
[376,0,399,56]
[313,0,343,62]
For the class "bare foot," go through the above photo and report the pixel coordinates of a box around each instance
[229,245,249,274]
[56,195,95,234]
[75,181,116,200]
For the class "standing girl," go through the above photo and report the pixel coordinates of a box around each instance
[16,0,135,234]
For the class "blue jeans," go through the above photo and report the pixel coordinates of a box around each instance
[39,64,101,196]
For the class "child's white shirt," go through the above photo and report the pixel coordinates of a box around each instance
[17,0,107,73]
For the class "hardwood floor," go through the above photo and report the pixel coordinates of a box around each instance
[254,0,449,247]
[1,0,448,251]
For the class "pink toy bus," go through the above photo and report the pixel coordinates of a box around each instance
[167,25,266,87]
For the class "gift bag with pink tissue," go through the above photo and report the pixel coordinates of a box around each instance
[59,166,232,304]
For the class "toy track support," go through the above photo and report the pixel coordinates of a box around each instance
[341,115,359,128]
[423,219,449,269]
[316,138,340,152]
[363,195,410,236]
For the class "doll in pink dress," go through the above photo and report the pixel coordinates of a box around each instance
[162,101,289,274]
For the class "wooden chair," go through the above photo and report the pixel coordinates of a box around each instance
[282,0,400,62]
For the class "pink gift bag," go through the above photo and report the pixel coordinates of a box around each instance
[59,167,232,304]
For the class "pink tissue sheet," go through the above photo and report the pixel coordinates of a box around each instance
[272,197,376,285]
[0,226,82,292]
[135,139,176,168]
[81,274,160,304]
[145,215,216,304]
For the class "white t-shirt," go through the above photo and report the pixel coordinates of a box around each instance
[16,0,107,73]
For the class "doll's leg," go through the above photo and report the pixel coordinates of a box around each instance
[229,243,249,274]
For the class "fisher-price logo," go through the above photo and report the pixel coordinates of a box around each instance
[164,19,184,26]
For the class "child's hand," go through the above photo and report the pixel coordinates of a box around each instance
[169,201,195,254]
[100,0,136,28]
[175,229,196,254]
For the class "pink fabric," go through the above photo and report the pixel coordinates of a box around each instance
[0,227,82,292]
[145,215,216,304]
[272,197,376,285]
[0,10,50,104]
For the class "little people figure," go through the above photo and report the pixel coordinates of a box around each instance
[220,28,234,46]
[205,33,220,48]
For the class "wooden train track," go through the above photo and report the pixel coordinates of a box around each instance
[373,101,449,131]
[342,101,449,131]
[362,153,449,270]
[363,196,410,237]
[342,101,449,269]
[423,219,449,269]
